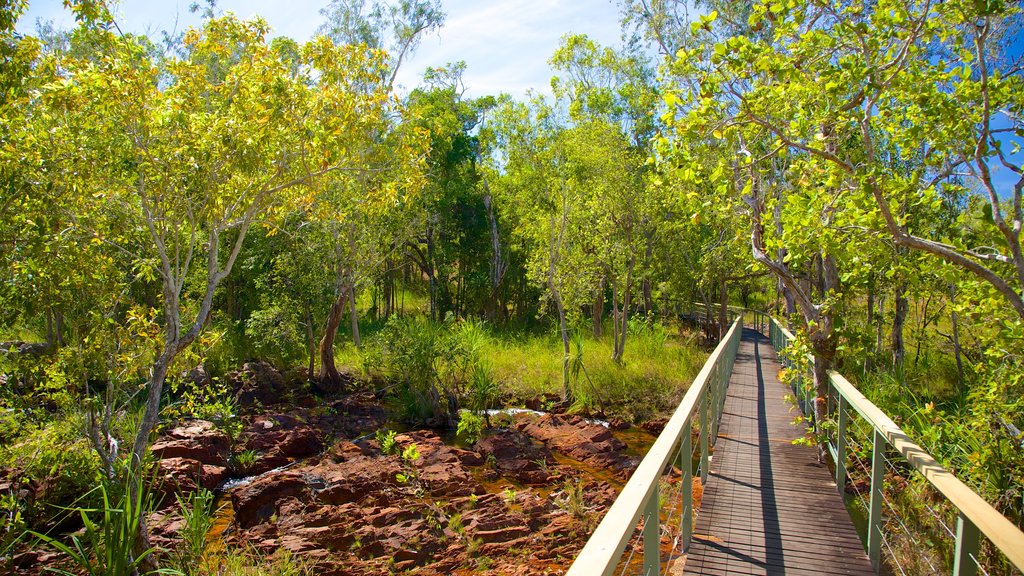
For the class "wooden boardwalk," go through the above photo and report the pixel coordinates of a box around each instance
[685,329,874,575]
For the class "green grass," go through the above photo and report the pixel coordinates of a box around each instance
[336,316,709,423]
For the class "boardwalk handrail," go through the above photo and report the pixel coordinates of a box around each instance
[769,316,1024,575]
[566,316,745,576]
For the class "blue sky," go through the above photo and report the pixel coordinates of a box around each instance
[17,0,625,98]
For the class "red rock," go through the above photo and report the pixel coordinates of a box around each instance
[394,431,483,497]
[641,417,668,435]
[475,429,557,485]
[228,361,286,408]
[156,457,229,504]
[516,413,637,476]
[231,471,310,528]
[236,413,324,475]
[151,420,230,467]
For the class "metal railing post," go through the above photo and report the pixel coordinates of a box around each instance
[681,418,693,551]
[710,363,721,444]
[953,513,980,576]
[643,489,660,575]
[867,429,885,571]
[836,392,849,491]
[699,390,709,485]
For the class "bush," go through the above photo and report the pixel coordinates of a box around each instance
[171,488,217,575]
[369,317,489,426]
[0,417,101,532]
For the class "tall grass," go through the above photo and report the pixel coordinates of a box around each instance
[480,318,707,422]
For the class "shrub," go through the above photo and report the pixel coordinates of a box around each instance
[456,411,484,445]
[369,317,490,426]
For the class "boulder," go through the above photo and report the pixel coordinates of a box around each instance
[228,361,286,408]
[516,413,637,476]
[236,413,324,475]
[151,420,230,467]
[231,471,310,529]
[394,431,483,497]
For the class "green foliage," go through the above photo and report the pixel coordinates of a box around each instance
[456,411,484,444]
[375,429,398,456]
[0,415,101,531]
[245,306,306,369]
[164,375,240,440]
[0,490,25,566]
[368,316,491,425]
[31,474,174,576]
[400,443,420,465]
[229,450,260,476]
[557,477,589,519]
[204,547,316,576]
[171,488,218,575]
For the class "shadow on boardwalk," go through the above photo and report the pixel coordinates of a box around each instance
[684,329,873,576]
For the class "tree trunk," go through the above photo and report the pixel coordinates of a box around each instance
[305,304,316,379]
[592,277,604,338]
[483,188,506,321]
[611,281,620,358]
[349,284,361,348]
[383,261,394,319]
[865,281,875,373]
[950,284,965,393]
[875,293,885,359]
[892,283,908,369]
[426,226,437,321]
[718,277,729,339]
[810,338,834,456]
[612,259,633,363]
[318,289,347,390]
[642,233,654,315]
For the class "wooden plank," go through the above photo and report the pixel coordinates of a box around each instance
[685,329,874,576]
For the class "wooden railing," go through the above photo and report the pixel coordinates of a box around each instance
[769,317,1024,576]
[565,316,744,576]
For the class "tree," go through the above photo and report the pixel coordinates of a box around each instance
[318,0,445,89]
[549,34,661,363]
[16,16,407,561]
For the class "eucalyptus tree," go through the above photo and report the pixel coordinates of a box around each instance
[549,34,661,362]
[310,0,439,390]
[490,97,589,402]
[660,0,1024,469]
[22,12,408,487]
[318,0,444,90]
[401,62,499,322]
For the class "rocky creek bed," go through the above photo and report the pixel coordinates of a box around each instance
[10,361,678,575]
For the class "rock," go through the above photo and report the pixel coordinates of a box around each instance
[608,417,631,430]
[151,420,230,467]
[156,457,228,504]
[184,365,211,388]
[516,413,637,476]
[236,413,324,475]
[640,417,668,435]
[228,361,286,408]
[311,392,389,439]
[231,471,310,529]
[310,367,357,396]
[300,440,403,505]
[394,431,483,497]
[475,430,557,485]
